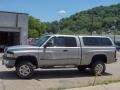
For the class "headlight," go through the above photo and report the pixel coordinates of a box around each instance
[4,47,8,52]
[6,51,15,58]
[6,53,14,57]
[7,51,14,54]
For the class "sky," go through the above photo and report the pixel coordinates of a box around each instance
[0,0,120,22]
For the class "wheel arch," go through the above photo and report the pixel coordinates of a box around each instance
[15,55,38,68]
[91,54,107,64]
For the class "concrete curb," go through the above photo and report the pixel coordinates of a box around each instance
[65,83,120,90]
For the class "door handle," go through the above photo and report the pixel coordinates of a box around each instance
[63,50,68,52]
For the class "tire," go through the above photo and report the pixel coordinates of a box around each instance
[77,66,86,71]
[16,61,34,79]
[91,61,105,76]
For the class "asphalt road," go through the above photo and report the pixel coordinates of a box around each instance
[0,52,120,90]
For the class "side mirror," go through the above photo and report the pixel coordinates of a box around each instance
[44,44,47,48]
[44,42,53,48]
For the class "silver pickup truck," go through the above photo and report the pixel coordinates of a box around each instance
[2,35,116,78]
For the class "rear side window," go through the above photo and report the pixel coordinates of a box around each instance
[83,37,100,46]
[101,38,112,46]
[83,37,112,46]
[55,37,77,47]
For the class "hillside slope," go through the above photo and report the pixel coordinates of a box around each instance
[28,4,120,38]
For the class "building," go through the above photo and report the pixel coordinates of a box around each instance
[0,11,28,51]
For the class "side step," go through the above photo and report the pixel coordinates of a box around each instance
[40,65,76,69]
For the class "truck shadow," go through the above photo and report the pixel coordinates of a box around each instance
[0,69,112,80]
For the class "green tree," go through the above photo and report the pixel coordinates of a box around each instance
[28,29,39,38]
[28,16,46,37]
[28,3,120,36]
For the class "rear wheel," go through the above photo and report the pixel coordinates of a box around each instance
[91,61,105,76]
[16,61,34,79]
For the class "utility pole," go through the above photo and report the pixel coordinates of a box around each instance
[89,11,94,35]
[111,20,117,43]
[91,13,94,35]
[101,11,105,35]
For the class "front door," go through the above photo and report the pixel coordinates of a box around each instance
[40,36,81,66]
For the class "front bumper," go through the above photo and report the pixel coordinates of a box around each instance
[2,55,15,68]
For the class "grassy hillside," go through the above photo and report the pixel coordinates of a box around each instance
[29,4,120,37]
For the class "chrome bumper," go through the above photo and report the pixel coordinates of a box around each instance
[2,55,15,68]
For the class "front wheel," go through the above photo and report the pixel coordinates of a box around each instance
[91,61,105,76]
[16,61,34,79]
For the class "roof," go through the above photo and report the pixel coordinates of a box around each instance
[46,34,109,38]
[0,11,28,15]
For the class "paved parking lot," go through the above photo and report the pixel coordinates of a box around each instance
[0,52,120,90]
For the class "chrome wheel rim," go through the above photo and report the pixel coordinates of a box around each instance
[95,64,103,75]
[19,65,31,76]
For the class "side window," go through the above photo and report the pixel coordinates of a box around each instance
[55,37,65,46]
[100,38,112,46]
[65,37,77,47]
[45,36,77,47]
[55,37,77,47]
[83,37,113,46]
[45,37,56,47]
[83,37,100,46]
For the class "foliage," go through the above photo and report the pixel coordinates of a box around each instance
[28,4,120,38]
[28,29,39,38]
[28,16,46,38]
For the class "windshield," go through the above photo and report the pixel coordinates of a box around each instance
[33,36,50,46]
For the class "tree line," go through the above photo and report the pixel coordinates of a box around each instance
[28,3,120,38]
